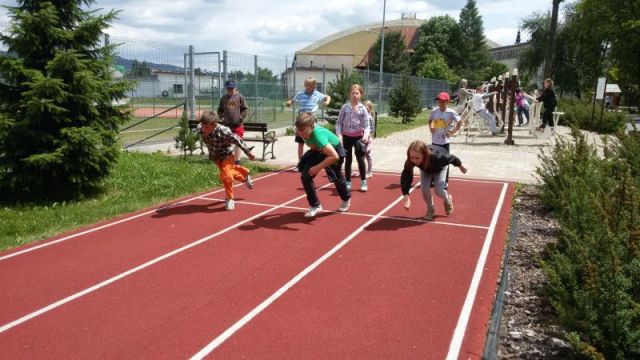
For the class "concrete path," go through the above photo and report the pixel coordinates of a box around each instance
[131,124,580,184]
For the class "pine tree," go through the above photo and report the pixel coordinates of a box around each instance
[387,76,422,123]
[175,111,201,157]
[369,31,410,75]
[458,0,490,80]
[325,65,363,118]
[0,0,133,200]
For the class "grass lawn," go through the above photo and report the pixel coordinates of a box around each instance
[0,152,277,252]
[375,111,429,138]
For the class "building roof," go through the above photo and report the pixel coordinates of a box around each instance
[296,18,502,67]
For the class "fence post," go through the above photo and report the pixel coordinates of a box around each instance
[254,54,259,122]
[292,59,297,126]
[222,50,228,82]
[187,45,196,121]
[322,64,326,120]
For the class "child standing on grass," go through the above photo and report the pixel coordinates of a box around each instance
[217,79,248,165]
[400,140,467,221]
[336,84,371,192]
[295,112,351,218]
[199,111,256,211]
[286,77,331,161]
[363,100,375,178]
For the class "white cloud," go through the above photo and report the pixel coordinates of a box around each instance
[0,0,559,57]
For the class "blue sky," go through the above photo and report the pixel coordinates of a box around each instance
[0,0,563,58]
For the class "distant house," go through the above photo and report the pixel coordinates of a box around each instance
[127,70,221,98]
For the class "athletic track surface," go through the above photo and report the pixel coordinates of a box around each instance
[0,168,514,359]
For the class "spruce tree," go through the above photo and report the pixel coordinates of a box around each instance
[325,65,363,118]
[174,111,201,157]
[0,0,133,200]
[458,0,490,80]
[387,76,421,123]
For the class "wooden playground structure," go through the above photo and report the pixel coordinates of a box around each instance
[455,71,563,143]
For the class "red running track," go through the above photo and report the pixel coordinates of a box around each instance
[0,169,514,359]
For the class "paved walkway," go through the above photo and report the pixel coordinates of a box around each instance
[131,124,581,184]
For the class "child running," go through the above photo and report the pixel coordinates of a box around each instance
[199,111,256,211]
[295,112,351,218]
[400,140,467,220]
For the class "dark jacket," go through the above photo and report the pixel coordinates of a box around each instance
[400,146,462,195]
[536,87,557,111]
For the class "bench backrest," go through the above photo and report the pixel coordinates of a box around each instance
[243,122,268,133]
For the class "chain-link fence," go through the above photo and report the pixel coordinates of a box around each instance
[223,51,289,127]
[1,23,450,148]
[357,69,450,114]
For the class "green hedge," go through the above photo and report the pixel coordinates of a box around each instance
[557,99,629,134]
[536,128,640,359]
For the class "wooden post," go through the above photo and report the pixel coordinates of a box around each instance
[504,72,518,145]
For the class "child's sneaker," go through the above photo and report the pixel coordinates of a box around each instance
[346,181,352,190]
[337,199,350,212]
[423,207,435,221]
[225,199,235,211]
[444,195,454,215]
[304,204,323,218]
[360,180,368,192]
[245,175,254,189]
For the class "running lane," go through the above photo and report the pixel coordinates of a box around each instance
[196,180,514,359]
[0,172,401,358]
[0,170,296,325]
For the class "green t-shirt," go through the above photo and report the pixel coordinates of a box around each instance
[305,125,339,150]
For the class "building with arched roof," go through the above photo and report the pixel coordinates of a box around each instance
[285,16,502,96]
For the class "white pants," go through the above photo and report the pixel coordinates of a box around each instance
[477,109,497,134]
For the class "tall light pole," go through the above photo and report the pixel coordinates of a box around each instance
[378,0,386,114]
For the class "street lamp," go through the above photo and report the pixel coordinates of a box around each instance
[378,0,386,114]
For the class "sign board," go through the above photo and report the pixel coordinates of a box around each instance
[596,77,606,99]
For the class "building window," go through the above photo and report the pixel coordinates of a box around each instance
[173,84,183,94]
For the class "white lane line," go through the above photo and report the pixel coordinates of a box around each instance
[201,197,490,230]
[446,182,509,360]
[189,184,421,359]
[366,171,507,185]
[0,167,294,262]
[0,171,316,335]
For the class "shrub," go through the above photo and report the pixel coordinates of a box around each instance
[558,99,628,134]
[536,128,640,359]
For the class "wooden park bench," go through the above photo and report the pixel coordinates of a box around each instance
[188,120,277,161]
[242,122,278,161]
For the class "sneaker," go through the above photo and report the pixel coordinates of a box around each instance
[423,207,435,221]
[225,199,235,211]
[338,199,351,212]
[351,171,358,177]
[245,175,254,189]
[304,204,323,218]
[366,171,373,179]
[346,181,352,190]
[444,195,454,215]
[536,126,545,132]
[360,180,368,192]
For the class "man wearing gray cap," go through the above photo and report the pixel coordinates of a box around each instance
[217,79,249,164]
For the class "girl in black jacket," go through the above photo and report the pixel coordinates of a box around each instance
[400,140,467,220]
[536,78,557,131]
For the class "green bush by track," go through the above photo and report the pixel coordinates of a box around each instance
[536,128,640,359]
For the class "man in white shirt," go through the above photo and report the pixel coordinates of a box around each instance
[472,85,499,136]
